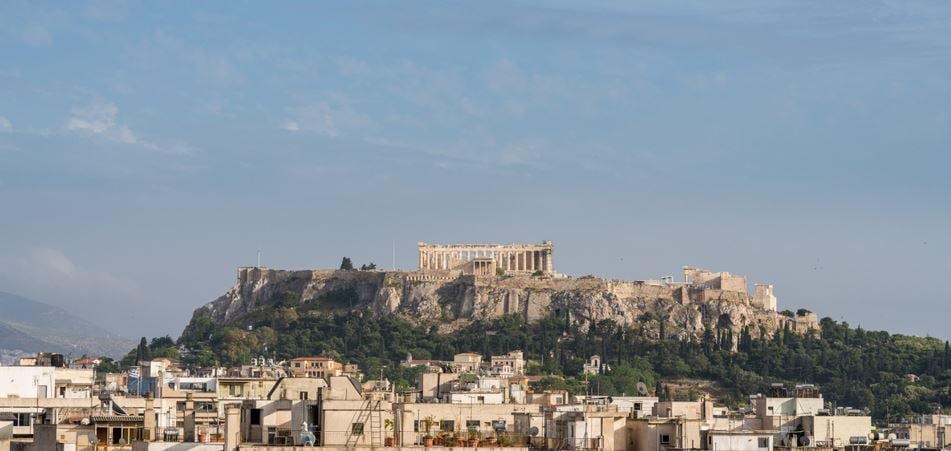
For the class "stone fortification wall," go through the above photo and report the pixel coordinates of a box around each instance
[192,268,811,343]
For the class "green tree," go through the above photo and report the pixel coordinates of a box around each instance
[339,257,354,271]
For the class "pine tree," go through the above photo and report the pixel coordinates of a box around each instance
[135,337,151,364]
[339,257,354,271]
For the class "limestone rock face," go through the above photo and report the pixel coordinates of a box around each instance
[189,269,809,342]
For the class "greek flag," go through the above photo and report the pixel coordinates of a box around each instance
[128,367,139,378]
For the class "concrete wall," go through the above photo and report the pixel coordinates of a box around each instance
[627,418,704,451]
[0,367,55,398]
[653,401,705,420]
[132,442,223,451]
[0,420,11,451]
[800,415,871,448]
[754,396,823,418]
[709,433,772,451]
[396,403,538,446]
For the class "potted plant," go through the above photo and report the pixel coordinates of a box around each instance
[467,429,481,447]
[454,432,465,447]
[438,431,453,446]
[422,416,435,447]
[384,418,395,447]
[486,431,498,445]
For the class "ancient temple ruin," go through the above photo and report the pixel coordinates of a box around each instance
[418,241,554,275]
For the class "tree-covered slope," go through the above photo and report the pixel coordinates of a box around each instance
[174,302,950,421]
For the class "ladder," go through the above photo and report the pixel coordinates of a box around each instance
[346,399,384,449]
[368,399,384,448]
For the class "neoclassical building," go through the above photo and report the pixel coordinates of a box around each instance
[417,241,554,275]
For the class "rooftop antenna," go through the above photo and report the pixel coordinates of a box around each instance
[257,250,262,267]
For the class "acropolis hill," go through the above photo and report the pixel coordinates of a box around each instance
[189,242,818,343]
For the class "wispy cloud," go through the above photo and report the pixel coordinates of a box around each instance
[62,101,196,156]
[66,101,138,144]
[282,94,370,138]
[0,116,11,132]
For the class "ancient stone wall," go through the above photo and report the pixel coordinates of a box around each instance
[191,268,815,344]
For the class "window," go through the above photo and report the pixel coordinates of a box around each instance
[300,391,309,400]
[758,438,769,448]
[250,409,262,426]
[352,423,365,435]
[634,403,642,411]
[14,413,32,427]
[413,420,419,432]
[295,362,301,367]
[660,434,671,445]
[440,420,455,432]
[466,420,479,431]
[477,396,485,403]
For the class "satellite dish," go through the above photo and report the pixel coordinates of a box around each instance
[636,382,649,396]
[80,417,90,425]
[87,432,97,444]
[529,427,539,437]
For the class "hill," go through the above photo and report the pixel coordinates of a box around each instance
[172,267,950,421]
[0,291,133,359]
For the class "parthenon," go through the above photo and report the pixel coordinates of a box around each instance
[418,241,554,275]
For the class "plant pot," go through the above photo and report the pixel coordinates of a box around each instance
[424,437,434,447]
[385,437,395,447]
[468,439,479,447]
[488,436,497,444]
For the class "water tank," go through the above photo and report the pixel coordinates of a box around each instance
[51,354,66,368]
[891,438,910,447]
[849,436,868,444]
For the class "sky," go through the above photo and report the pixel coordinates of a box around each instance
[0,1,949,340]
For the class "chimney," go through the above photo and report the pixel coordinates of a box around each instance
[184,392,196,442]
[224,404,241,451]
[143,394,156,441]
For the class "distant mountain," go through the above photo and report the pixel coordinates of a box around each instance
[0,291,133,359]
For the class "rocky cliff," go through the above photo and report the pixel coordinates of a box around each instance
[187,267,816,342]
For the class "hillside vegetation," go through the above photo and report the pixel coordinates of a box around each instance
[166,287,951,421]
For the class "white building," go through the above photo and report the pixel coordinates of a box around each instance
[0,366,93,399]
[709,431,773,451]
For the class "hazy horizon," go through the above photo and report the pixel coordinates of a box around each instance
[1,1,949,341]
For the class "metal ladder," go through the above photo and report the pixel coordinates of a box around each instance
[346,399,384,449]
[368,400,384,448]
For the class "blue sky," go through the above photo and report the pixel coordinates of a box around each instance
[1,1,949,339]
